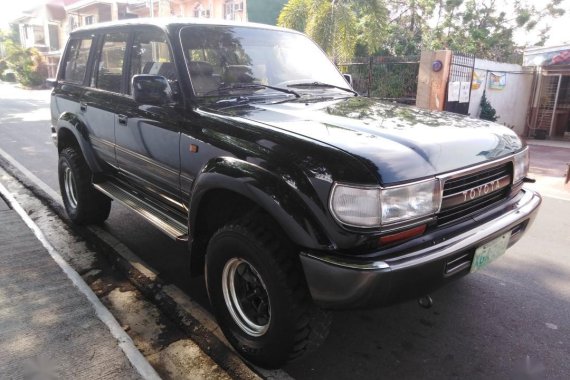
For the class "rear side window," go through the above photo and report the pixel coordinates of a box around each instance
[62,38,92,83]
[92,32,128,93]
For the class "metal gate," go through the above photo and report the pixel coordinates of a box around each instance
[532,74,562,138]
[445,52,475,115]
[337,56,420,104]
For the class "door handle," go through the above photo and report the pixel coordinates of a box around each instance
[117,114,128,125]
[79,102,87,111]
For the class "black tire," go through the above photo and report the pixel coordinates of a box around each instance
[58,147,111,225]
[205,215,331,368]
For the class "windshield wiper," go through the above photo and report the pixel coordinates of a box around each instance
[287,81,358,96]
[205,83,300,98]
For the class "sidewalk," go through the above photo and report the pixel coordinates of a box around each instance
[525,138,570,201]
[526,138,570,150]
[0,192,157,379]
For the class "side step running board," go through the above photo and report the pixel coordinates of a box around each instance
[94,182,187,240]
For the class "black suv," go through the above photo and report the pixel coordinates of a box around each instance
[50,18,541,368]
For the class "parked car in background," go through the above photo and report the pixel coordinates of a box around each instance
[49,18,541,368]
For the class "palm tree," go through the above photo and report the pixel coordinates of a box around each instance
[278,0,388,62]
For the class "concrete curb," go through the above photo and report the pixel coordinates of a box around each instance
[0,182,162,380]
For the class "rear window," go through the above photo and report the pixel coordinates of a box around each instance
[62,38,93,83]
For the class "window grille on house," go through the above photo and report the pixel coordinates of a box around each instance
[194,4,210,18]
[48,24,59,51]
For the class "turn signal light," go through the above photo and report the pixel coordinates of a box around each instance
[379,224,427,245]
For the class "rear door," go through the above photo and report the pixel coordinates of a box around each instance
[113,27,184,211]
[81,31,130,169]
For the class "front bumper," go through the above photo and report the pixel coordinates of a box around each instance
[300,189,542,309]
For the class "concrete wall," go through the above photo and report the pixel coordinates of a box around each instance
[468,59,534,136]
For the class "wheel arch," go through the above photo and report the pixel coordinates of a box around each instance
[56,112,102,173]
[188,157,332,275]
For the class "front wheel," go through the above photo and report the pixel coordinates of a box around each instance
[205,216,331,368]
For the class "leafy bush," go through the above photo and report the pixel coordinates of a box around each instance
[3,40,47,87]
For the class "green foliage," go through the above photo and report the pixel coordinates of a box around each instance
[422,0,566,61]
[1,26,47,87]
[3,41,47,87]
[278,0,389,62]
[278,0,566,62]
[278,0,310,32]
[479,91,498,122]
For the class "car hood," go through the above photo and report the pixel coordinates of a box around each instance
[205,96,523,184]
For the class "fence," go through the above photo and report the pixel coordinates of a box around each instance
[337,55,420,104]
[444,52,476,115]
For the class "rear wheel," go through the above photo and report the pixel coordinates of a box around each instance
[58,147,111,224]
[205,215,331,368]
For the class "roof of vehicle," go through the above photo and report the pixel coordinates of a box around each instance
[70,17,300,35]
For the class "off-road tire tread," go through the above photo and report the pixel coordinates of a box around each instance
[211,213,331,365]
[59,147,111,224]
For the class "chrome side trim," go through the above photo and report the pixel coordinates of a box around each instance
[114,145,180,177]
[115,166,186,211]
[94,181,187,239]
[305,189,541,272]
[90,135,115,149]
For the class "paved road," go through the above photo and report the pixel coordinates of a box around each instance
[1,82,569,379]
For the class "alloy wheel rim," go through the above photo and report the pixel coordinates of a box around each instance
[222,258,271,337]
[64,166,78,209]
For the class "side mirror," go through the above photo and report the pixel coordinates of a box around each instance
[46,78,57,88]
[132,74,174,105]
[343,74,353,87]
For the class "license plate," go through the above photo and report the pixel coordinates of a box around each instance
[470,231,512,273]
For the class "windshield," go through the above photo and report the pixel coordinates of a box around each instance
[179,25,349,97]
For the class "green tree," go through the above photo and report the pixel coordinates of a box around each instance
[278,0,566,62]
[424,0,566,61]
[381,0,439,56]
[479,91,498,121]
[278,0,389,62]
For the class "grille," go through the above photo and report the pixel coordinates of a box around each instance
[438,163,512,225]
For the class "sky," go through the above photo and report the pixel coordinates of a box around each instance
[1,0,569,46]
[2,0,47,28]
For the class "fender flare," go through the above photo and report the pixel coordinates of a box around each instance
[56,112,103,173]
[188,157,333,250]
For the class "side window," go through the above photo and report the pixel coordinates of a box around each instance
[93,32,128,93]
[129,29,176,94]
[62,37,92,83]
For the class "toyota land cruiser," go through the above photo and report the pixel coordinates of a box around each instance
[50,18,541,368]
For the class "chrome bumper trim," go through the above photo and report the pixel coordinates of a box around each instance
[303,189,541,272]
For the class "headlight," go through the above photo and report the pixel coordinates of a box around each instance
[330,180,441,228]
[513,148,529,184]
[330,185,382,227]
[381,180,441,225]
